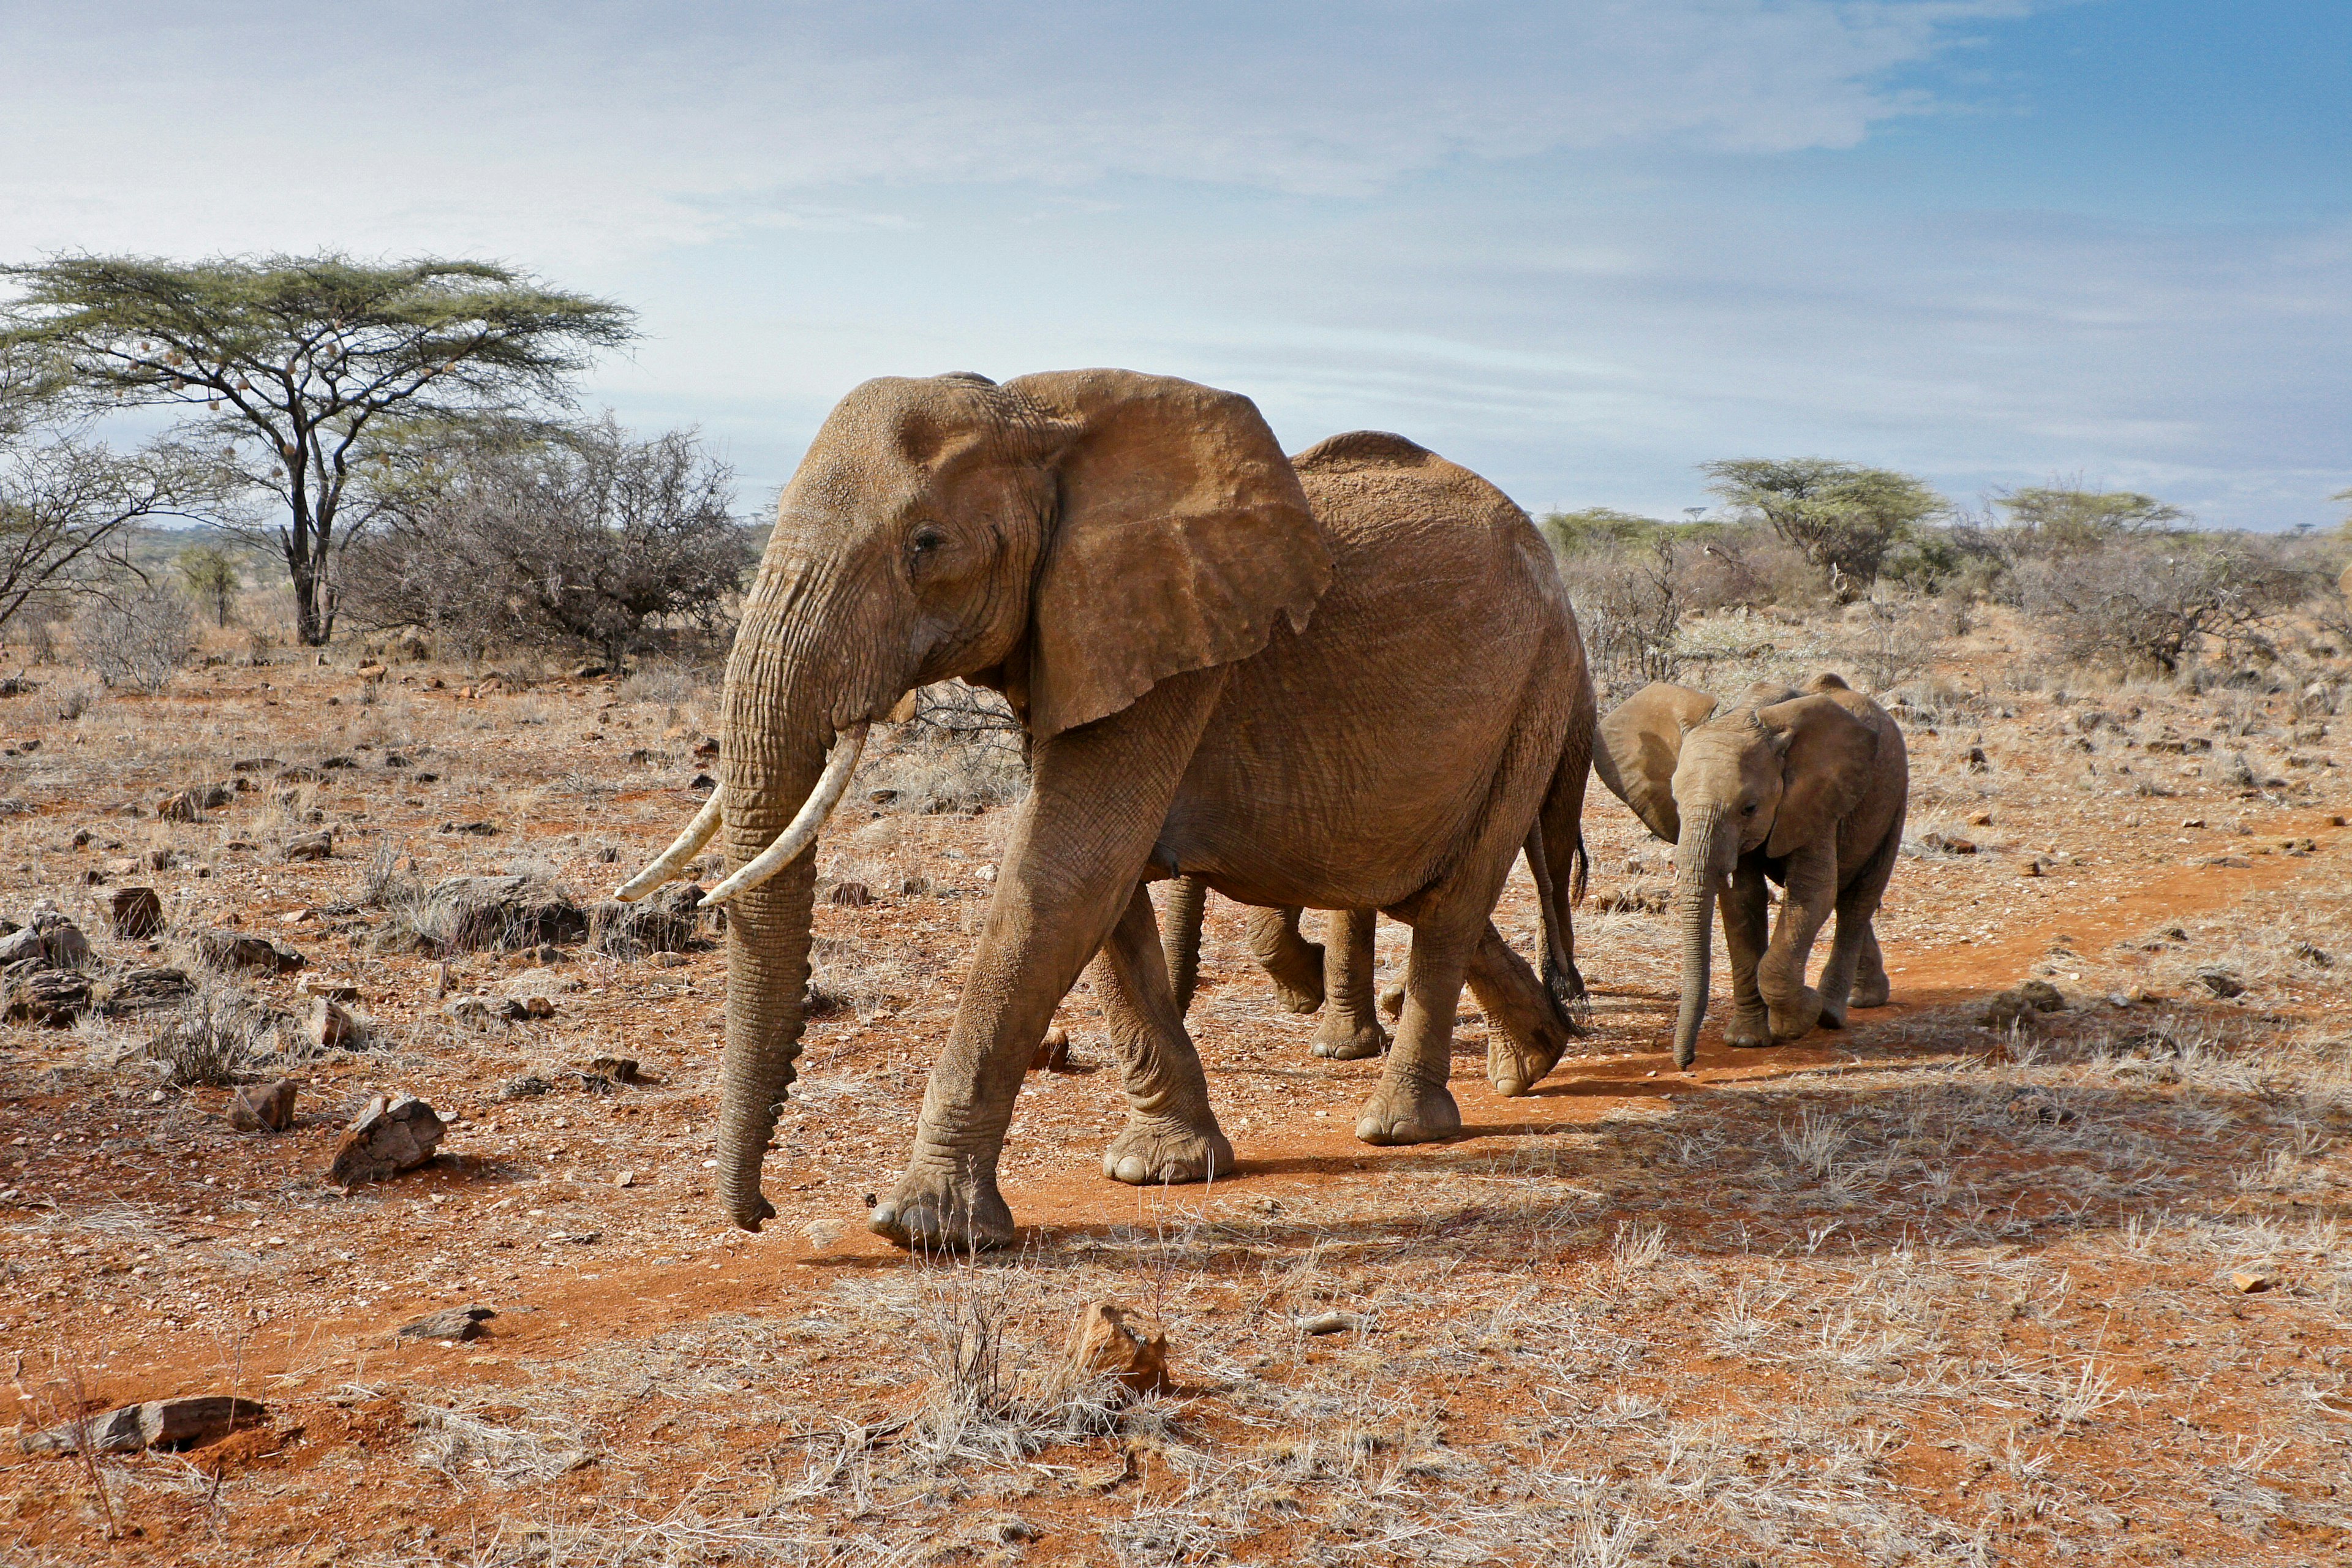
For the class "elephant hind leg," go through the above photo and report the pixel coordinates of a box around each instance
[1851,926,1890,1009]
[1095,882,1234,1187]
[1468,919,1575,1096]
[1245,905,1325,1014]
[1311,909,1389,1060]
[1354,916,1469,1145]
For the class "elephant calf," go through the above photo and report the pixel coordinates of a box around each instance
[1593,673,1907,1068]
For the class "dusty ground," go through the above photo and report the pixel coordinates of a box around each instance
[1,611,2349,1566]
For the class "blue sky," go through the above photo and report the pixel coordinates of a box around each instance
[4,1,2346,529]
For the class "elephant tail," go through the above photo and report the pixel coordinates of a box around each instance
[1569,821,1588,908]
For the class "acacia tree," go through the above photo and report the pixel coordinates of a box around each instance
[1994,483,2185,556]
[1700,458,1947,592]
[0,255,635,644]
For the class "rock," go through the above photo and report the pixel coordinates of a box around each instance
[421,875,587,952]
[326,1093,444,1185]
[1964,746,1989,772]
[230,757,282,774]
[649,950,690,968]
[588,898,695,958]
[4,968,91,1026]
[826,879,873,907]
[296,974,361,1003]
[0,925,49,967]
[504,966,581,1000]
[689,772,716,790]
[105,886,165,938]
[445,994,531,1028]
[229,1079,300,1132]
[197,929,305,974]
[307,996,362,1050]
[1921,832,1977,855]
[587,1055,645,1084]
[2230,1270,2278,1294]
[2196,968,2245,998]
[394,1305,495,1342]
[282,830,333,861]
[571,663,609,680]
[1030,1027,1072,1072]
[20,1396,266,1455]
[155,786,228,821]
[1061,1301,1170,1398]
[1295,1310,1360,1335]
[437,820,499,836]
[614,1170,636,1188]
[2017,979,2067,1012]
[102,966,195,1015]
[500,1074,553,1099]
[693,736,720,759]
[1978,982,2065,1030]
[1967,811,1993,826]
[2018,858,2047,878]
[2295,941,2333,969]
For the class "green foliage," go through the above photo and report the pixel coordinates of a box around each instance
[1996,484,2185,556]
[175,541,241,627]
[1539,506,1665,557]
[0,254,636,644]
[1699,458,1947,590]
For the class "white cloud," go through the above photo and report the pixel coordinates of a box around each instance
[0,1,2024,263]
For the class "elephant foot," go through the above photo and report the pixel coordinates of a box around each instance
[1273,978,1324,1016]
[1311,1014,1389,1061]
[1727,1006,1773,1049]
[1488,1023,1568,1098]
[1817,1000,1849,1030]
[1768,988,1825,1042]
[1354,1080,1461,1145]
[1378,981,1404,1020]
[867,1166,1016,1253]
[1851,976,1891,1009]
[1102,1116,1234,1186]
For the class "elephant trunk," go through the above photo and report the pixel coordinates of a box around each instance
[1670,806,1728,1069]
[711,587,850,1231]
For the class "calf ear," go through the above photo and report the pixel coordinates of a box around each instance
[1757,693,1879,858]
[1593,682,1717,843]
[1005,369,1331,744]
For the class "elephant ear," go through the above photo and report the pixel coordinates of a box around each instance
[1593,682,1717,843]
[1005,369,1332,744]
[1757,692,1880,858]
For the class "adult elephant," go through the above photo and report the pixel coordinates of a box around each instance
[1592,673,1907,1069]
[618,371,1590,1250]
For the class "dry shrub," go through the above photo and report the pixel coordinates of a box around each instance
[861,684,1028,815]
[2016,538,2304,676]
[77,586,193,692]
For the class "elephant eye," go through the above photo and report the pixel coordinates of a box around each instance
[910,527,945,554]
[1741,801,1758,816]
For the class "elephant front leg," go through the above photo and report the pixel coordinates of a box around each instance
[1759,836,1837,1042]
[1721,861,1773,1049]
[1158,874,1210,1016]
[1245,905,1326,1014]
[1467,919,1575,1096]
[869,667,1224,1251]
[1851,926,1890,1009]
[1310,909,1389,1060]
[1094,883,1234,1185]
[1355,919,1471,1145]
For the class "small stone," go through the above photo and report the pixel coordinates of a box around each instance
[826,879,873,907]
[649,950,690,968]
[2230,1270,2278,1294]
[102,965,195,1015]
[1062,1301,1170,1398]
[307,996,362,1050]
[228,1079,299,1132]
[614,1169,636,1188]
[500,1074,552,1099]
[326,1093,445,1185]
[296,974,361,1003]
[2017,979,2067,1012]
[587,1056,644,1084]
[693,736,720,759]
[395,1305,495,1341]
[571,663,609,680]
[156,790,208,823]
[103,887,165,938]
[2196,969,2245,998]
[1295,1310,1360,1335]
[1031,1027,1072,1072]
[282,830,333,861]
[4,968,91,1026]
[437,820,499,836]
[1967,811,1992,827]
[445,994,529,1028]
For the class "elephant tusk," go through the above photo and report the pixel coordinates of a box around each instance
[700,723,871,908]
[611,791,723,902]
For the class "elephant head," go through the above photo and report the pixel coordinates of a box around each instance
[1595,679,1880,1068]
[614,369,1330,1231]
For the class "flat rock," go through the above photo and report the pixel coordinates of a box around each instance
[20,1396,265,1455]
[326,1093,444,1186]
[1061,1300,1170,1398]
[229,1079,300,1132]
[421,875,587,952]
[283,830,333,861]
[4,968,91,1026]
[295,974,361,1004]
[197,929,305,974]
[394,1305,496,1342]
[102,965,195,1014]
